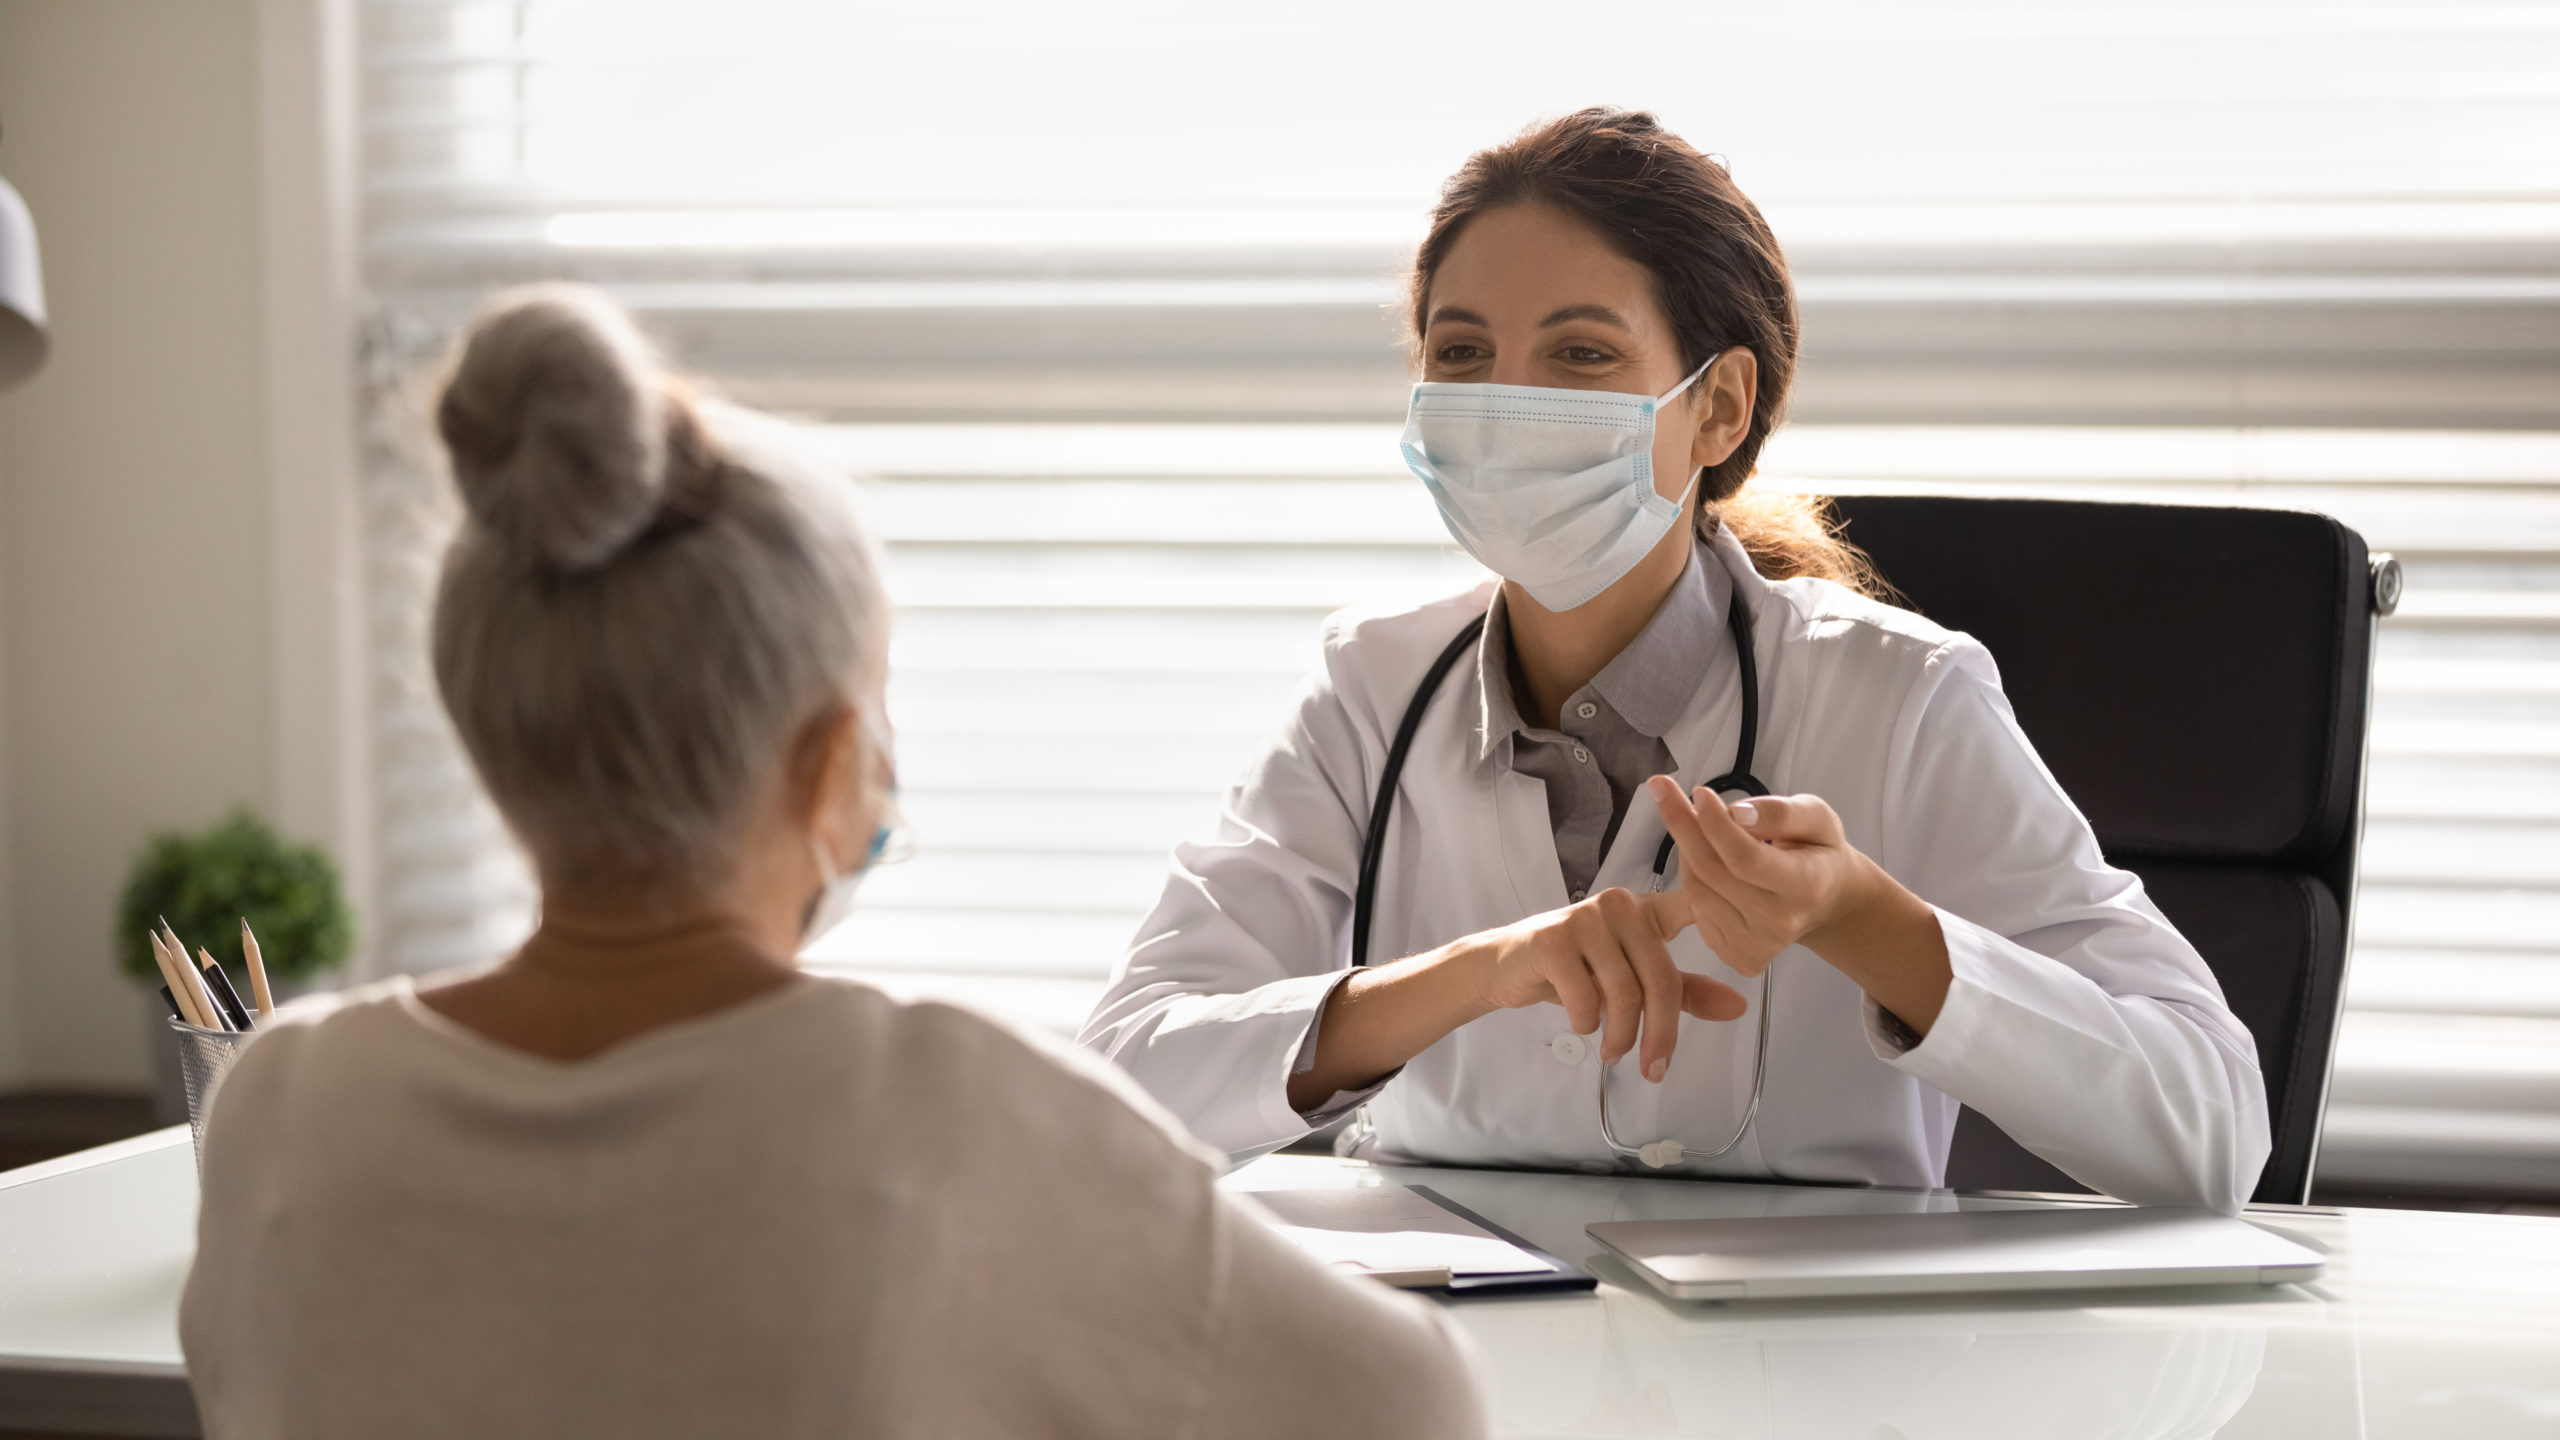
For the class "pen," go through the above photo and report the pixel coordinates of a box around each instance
[156,983,184,1021]
[198,947,255,1032]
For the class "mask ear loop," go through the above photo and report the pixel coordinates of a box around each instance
[1652,350,1721,407]
[1653,350,1725,517]
[798,829,846,941]
[808,832,845,886]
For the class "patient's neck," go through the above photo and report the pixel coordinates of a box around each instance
[415,885,805,1062]
[530,888,797,970]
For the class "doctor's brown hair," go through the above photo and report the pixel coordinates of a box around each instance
[1410,107,1883,596]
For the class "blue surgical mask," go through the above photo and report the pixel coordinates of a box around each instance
[800,708,908,945]
[801,821,893,944]
[1400,356,1716,611]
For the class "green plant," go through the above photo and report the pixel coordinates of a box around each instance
[115,809,353,986]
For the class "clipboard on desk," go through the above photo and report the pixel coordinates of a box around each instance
[1248,1184,1596,1295]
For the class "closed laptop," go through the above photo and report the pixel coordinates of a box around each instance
[1587,1206,2325,1302]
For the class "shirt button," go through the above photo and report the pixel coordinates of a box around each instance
[1575,702,1598,720]
[1573,745,1592,764]
[1570,888,1588,902]
[1548,1032,1588,1066]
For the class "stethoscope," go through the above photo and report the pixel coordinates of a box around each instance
[1350,586,1775,1170]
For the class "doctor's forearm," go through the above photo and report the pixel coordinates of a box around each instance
[1285,945,1494,1114]
[1806,859,1955,1036]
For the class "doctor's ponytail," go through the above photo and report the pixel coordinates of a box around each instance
[1409,108,1885,598]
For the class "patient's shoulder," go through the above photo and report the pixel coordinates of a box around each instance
[787,977,1221,1169]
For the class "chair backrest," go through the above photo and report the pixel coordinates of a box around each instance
[1825,495,2382,1205]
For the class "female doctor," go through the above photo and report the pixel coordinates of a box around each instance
[1079,108,2271,1213]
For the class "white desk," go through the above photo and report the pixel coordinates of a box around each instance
[0,1132,198,1438]
[5,1131,2559,1438]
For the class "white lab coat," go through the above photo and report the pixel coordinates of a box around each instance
[1081,527,2271,1212]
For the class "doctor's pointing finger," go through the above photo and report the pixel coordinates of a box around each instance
[1077,108,2271,1212]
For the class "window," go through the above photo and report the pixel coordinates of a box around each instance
[358,0,2560,1193]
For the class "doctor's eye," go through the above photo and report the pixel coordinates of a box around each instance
[1557,344,1616,366]
[1431,341,1490,366]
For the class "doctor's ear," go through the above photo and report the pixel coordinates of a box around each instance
[1685,348,1758,475]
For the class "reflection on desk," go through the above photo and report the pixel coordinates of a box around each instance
[1456,1276,2282,1439]
[1225,1155,2560,1440]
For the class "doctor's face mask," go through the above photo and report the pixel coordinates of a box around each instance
[1400,355,1715,612]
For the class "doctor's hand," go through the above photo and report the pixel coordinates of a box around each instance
[1469,887,1750,1083]
[1288,880,1760,1113]
[1648,776,1956,1034]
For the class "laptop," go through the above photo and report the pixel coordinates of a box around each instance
[1586,1205,2325,1302]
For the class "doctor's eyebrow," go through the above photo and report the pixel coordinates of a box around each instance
[1424,305,1491,329]
[1536,303,1633,331]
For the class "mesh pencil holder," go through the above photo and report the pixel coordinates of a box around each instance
[170,1017,252,1174]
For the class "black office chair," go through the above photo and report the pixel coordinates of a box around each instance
[1824,495,2396,1206]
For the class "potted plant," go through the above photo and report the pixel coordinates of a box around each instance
[116,810,354,1120]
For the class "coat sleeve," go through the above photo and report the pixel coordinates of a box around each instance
[1872,640,2274,1213]
[1077,617,1397,1161]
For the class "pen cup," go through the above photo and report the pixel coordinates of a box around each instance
[169,1017,252,1175]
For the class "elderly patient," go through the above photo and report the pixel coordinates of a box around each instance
[179,286,1485,1440]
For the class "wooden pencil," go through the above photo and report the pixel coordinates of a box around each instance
[158,931,212,1030]
[149,931,209,1029]
[145,931,191,1026]
[240,919,274,1018]
[161,922,227,1031]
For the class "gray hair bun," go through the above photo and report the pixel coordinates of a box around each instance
[437,283,671,572]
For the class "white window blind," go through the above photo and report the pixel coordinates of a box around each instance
[357,0,2560,1195]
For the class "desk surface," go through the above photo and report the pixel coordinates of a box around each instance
[4,1130,2558,1439]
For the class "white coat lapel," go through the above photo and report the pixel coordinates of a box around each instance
[1493,769,1571,917]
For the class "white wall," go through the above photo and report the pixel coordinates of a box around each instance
[0,0,279,1087]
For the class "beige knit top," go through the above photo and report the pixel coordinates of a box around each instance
[179,975,1484,1439]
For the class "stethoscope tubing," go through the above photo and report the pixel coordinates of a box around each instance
[1597,851,1774,1167]
[1352,585,1775,1170]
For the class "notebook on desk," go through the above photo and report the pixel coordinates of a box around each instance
[1246,1184,1596,1294]
[1587,1205,2326,1302]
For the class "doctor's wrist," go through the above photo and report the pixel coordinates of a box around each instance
[1801,858,1954,1035]
[1289,941,1501,1112]
[1437,936,1511,1024]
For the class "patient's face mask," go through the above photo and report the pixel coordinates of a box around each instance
[801,707,908,946]
[1400,355,1716,612]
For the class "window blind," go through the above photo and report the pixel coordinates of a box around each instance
[357,0,2560,1195]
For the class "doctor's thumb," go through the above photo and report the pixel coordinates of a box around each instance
[1681,973,1750,1023]
[1726,793,1824,840]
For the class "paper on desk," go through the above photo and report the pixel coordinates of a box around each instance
[1243,1186,1557,1281]
[1274,1225,1555,1278]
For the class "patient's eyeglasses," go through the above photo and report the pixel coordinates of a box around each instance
[859,704,916,869]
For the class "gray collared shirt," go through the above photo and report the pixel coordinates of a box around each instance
[1476,539,1730,899]
[1288,540,1732,1100]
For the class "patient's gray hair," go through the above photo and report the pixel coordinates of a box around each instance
[431,283,886,887]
